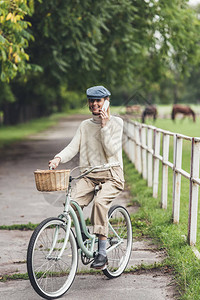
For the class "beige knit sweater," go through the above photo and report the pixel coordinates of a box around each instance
[55,115,124,171]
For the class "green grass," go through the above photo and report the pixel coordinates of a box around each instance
[149,117,200,138]
[0,114,62,148]
[0,273,29,282]
[129,114,200,299]
[0,108,90,149]
[0,223,38,230]
[0,105,126,149]
[124,152,200,300]
[137,117,200,250]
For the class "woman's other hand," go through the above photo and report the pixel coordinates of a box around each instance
[48,157,61,169]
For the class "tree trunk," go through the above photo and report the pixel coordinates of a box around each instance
[2,103,19,125]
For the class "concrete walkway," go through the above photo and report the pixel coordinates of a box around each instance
[0,115,177,300]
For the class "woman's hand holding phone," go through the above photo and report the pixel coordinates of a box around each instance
[102,99,110,112]
[100,99,110,128]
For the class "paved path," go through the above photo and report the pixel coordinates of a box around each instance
[0,115,177,299]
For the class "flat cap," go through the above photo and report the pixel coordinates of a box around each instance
[86,85,111,99]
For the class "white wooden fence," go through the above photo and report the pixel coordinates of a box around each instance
[123,118,200,249]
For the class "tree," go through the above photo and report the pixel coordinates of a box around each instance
[27,0,200,96]
[0,0,44,124]
[0,0,41,82]
[1,0,200,124]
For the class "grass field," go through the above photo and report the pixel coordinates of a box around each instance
[0,114,59,148]
[124,154,200,300]
[136,114,200,251]
[146,117,200,138]
[0,109,84,149]
[125,107,200,299]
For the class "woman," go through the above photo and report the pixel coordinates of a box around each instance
[49,85,124,269]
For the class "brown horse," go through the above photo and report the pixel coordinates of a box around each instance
[171,104,196,122]
[141,106,157,123]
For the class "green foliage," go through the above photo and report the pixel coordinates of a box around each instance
[1,1,200,123]
[59,84,86,110]
[27,0,200,90]
[0,81,15,104]
[0,0,37,82]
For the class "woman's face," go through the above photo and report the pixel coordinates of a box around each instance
[88,98,105,115]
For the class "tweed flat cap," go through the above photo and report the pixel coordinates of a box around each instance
[86,86,111,99]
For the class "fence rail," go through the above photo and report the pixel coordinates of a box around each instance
[123,118,200,248]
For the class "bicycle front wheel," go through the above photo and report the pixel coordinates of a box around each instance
[27,217,78,299]
[103,205,132,279]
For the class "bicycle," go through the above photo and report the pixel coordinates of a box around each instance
[27,163,133,299]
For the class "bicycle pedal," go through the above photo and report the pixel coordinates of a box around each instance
[95,263,108,270]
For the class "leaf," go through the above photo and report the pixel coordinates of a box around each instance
[1,49,6,61]
[6,12,12,21]
[0,35,5,44]
[0,71,6,81]
[14,54,21,63]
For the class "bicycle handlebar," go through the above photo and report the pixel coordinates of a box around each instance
[70,162,120,181]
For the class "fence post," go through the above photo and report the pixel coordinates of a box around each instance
[135,125,142,174]
[132,123,137,165]
[141,126,147,180]
[147,127,153,187]
[172,135,183,224]
[129,122,135,164]
[134,124,138,171]
[188,139,200,246]
[153,130,161,198]
[127,121,132,161]
[161,133,170,209]
[123,120,128,155]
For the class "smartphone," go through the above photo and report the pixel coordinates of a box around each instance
[102,99,110,112]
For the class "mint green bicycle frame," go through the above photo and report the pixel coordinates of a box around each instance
[53,164,123,260]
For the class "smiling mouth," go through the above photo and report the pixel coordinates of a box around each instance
[91,106,100,115]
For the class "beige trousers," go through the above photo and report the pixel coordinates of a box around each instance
[71,167,124,237]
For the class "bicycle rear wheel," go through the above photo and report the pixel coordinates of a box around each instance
[27,217,78,299]
[103,205,132,279]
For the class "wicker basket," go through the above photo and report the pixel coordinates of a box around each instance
[34,169,70,192]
